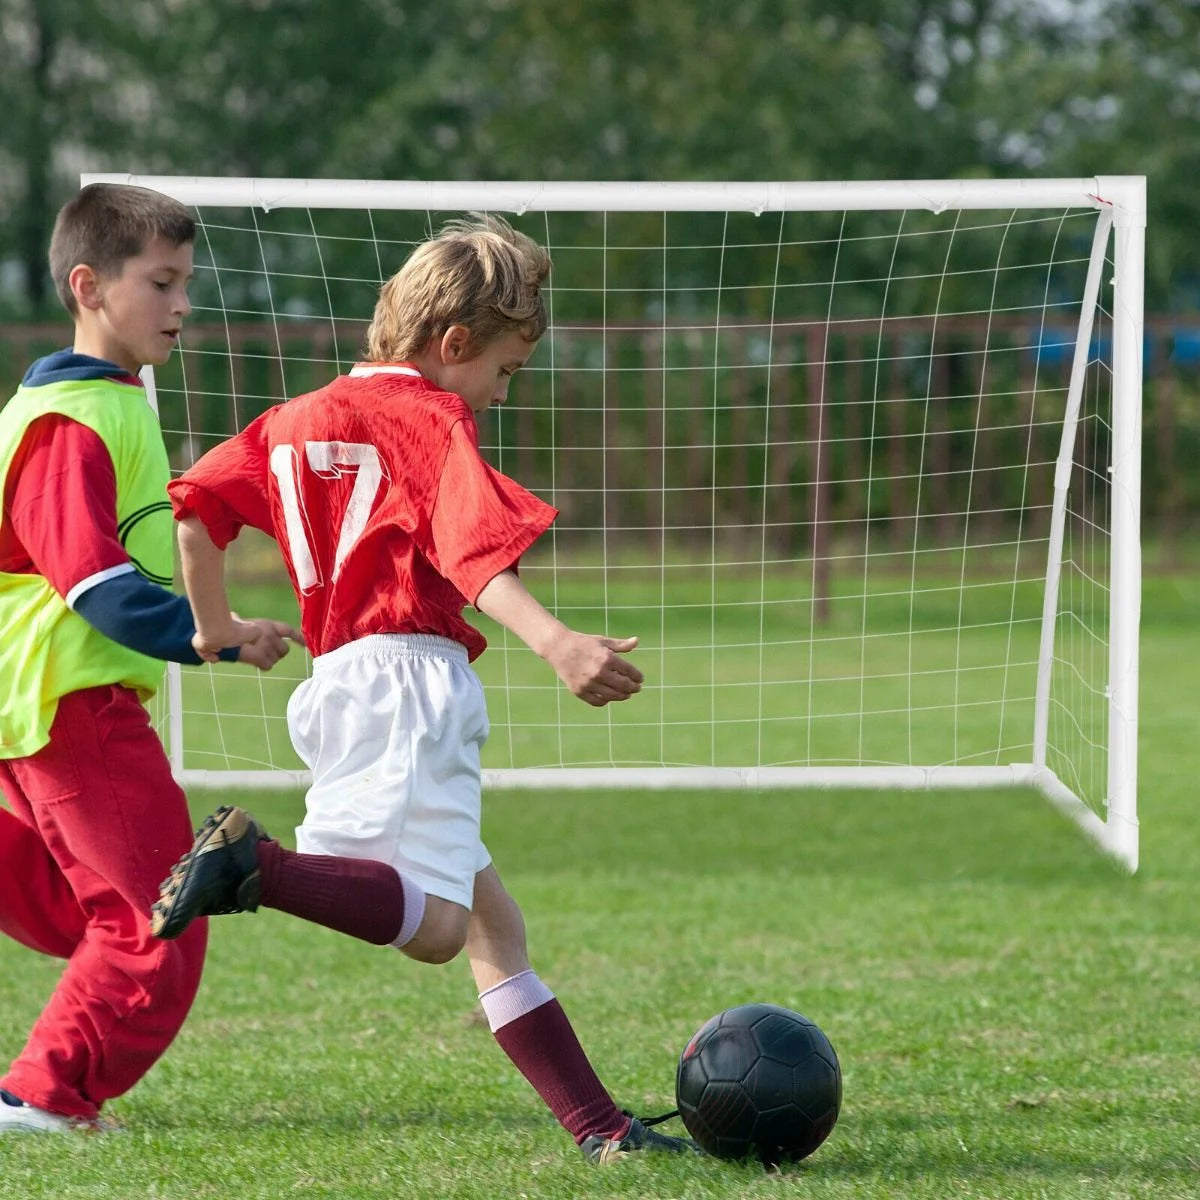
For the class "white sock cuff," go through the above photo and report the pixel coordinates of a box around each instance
[477,970,555,1032]
[389,874,427,949]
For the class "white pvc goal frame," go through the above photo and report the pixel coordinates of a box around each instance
[83,174,1145,871]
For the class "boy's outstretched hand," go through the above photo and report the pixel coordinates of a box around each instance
[474,569,644,707]
[192,616,303,670]
[548,633,643,707]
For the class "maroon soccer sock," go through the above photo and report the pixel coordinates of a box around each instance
[256,840,414,945]
[485,980,626,1145]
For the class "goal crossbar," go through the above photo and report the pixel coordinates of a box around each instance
[82,174,1144,222]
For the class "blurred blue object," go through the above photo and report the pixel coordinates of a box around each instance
[1170,327,1200,365]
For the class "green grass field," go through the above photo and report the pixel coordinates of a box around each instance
[2,574,1199,1198]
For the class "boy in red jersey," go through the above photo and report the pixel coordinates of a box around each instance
[0,183,299,1134]
[153,214,698,1162]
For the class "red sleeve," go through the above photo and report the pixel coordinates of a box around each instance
[428,421,557,603]
[168,411,275,549]
[1,415,129,599]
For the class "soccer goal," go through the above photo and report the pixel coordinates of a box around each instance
[81,174,1145,871]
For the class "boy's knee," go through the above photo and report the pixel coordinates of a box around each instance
[159,920,208,995]
[398,896,469,964]
[404,936,464,965]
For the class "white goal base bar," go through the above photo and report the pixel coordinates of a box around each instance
[174,763,1136,872]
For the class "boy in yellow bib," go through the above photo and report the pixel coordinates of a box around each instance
[0,183,299,1132]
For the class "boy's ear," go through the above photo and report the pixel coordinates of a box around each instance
[69,264,104,312]
[439,324,473,363]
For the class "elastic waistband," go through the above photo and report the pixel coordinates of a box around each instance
[312,633,468,674]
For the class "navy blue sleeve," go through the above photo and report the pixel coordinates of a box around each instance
[73,572,240,664]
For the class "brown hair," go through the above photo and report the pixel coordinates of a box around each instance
[49,183,196,315]
[366,213,550,362]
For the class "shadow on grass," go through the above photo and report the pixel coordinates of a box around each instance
[747,1103,1200,1187]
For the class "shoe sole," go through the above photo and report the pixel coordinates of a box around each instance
[0,1117,70,1133]
[150,806,249,940]
[0,1112,117,1134]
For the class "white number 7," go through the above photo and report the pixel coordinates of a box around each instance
[269,441,386,593]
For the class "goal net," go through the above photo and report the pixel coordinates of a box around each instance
[82,175,1145,871]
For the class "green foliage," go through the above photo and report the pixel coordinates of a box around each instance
[1,0,1198,318]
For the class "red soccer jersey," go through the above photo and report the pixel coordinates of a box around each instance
[168,366,557,660]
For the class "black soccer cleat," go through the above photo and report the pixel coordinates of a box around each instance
[580,1112,702,1164]
[151,805,268,940]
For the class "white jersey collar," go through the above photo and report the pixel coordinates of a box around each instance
[348,363,423,378]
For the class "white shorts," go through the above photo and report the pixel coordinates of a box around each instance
[286,633,492,909]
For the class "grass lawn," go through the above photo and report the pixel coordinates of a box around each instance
[1,575,1198,1197]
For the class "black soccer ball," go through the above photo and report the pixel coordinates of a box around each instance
[675,1002,841,1166]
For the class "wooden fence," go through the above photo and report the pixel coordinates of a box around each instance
[3,315,1199,549]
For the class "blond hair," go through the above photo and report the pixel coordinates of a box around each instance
[366,213,550,362]
[49,183,195,316]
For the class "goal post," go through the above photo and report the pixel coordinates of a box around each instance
[82,173,1145,871]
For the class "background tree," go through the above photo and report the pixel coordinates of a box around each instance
[0,0,1194,316]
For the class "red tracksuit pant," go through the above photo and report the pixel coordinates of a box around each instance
[0,684,206,1120]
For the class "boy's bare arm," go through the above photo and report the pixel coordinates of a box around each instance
[177,515,301,669]
[475,569,642,706]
